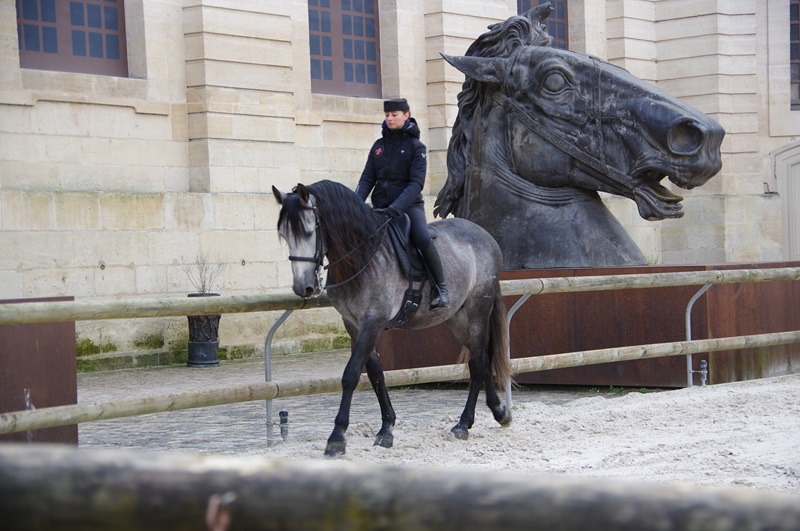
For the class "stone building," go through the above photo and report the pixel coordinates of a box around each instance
[1,0,798,360]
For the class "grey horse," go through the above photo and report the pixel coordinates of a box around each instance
[273,180,512,456]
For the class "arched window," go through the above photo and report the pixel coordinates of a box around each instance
[15,0,128,77]
[517,0,568,50]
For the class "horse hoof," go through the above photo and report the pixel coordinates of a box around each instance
[496,407,513,427]
[450,426,469,440]
[373,434,394,448]
[324,440,347,457]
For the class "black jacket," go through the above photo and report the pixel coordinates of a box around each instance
[355,118,427,215]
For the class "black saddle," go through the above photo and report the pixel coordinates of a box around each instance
[386,214,429,282]
[383,213,437,328]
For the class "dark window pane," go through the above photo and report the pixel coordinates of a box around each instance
[792,45,799,62]
[321,11,330,32]
[322,36,331,56]
[343,38,352,59]
[308,10,319,31]
[41,0,56,22]
[342,14,351,35]
[72,29,86,55]
[354,40,364,60]
[311,58,321,79]
[323,59,332,80]
[792,83,800,102]
[22,0,38,20]
[342,0,351,11]
[320,0,329,7]
[89,31,103,57]
[367,64,377,84]
[106,34,119,59]
[353,16,363,36]
[353,0,362,13]
[42,26,58,53]
[366,41,376,61]
[792,24,799,42]
[344,62,353,82]
[793,4,800,21]
[309,34,320,55]
[364,0,374,14]
[309,0,318,6]
[355,63,365,83]
[71,2,85,26]
[792,62,800,80]
[105,6,118,30]
[365,17,375,38]
[23,24,40,52]
[87,4,102,28]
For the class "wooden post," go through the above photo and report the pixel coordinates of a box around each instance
[1,444,798,531]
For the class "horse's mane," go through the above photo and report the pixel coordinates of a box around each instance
[433,5,553,218]
[306,180,383,286]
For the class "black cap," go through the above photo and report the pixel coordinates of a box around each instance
[384,98,410,112]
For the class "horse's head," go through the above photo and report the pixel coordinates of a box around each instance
[273,183,325,298]
[438,15,724,221]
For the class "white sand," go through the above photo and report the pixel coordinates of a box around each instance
[261,373,800,494]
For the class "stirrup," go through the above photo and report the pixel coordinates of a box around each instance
[431,284,449,309]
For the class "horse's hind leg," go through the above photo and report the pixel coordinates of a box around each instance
[366,350,396,448]
[451,352,487,440]
[483,371,511,426]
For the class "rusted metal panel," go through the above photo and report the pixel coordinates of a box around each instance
[0,297,77,444]
[705,262,800,384]
[377,263,800,388]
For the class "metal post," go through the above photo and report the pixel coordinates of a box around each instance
[263,310,293,445]
[685,284,712,387]
[505,293,532,410]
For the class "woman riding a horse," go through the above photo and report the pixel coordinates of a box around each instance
[355,98,449,308]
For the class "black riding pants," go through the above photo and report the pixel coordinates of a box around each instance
[406,205,431,251]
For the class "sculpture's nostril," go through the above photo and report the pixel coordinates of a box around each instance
[668,121,704,156]
[304,286,315,298]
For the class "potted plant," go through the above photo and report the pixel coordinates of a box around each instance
[182,251,226,367]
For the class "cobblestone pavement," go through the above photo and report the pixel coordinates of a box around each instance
[77,350,603,457]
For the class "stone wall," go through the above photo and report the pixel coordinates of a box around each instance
[0,0,798,362]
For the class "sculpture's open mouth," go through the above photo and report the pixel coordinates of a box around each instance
[632,169,685,221]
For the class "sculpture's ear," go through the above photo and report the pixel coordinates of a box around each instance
[440,53,506,85]
[272,185,286,204]
[294,183,310,204]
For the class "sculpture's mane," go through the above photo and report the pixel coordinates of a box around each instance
[433,5,553,218]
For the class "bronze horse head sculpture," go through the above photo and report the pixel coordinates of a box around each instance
[434,5,724,269]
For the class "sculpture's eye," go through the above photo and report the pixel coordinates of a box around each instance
[542,71,567,94]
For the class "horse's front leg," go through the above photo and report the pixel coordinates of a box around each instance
[366,349,396,448]
[325,319,382,457]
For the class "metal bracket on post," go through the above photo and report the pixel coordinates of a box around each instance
[263,309,293,446]
[685,284,712,387]
[505,293,532,410]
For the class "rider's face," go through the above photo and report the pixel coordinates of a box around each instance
[384,110,409,130]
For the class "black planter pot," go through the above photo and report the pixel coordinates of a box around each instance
[187,293,221,367]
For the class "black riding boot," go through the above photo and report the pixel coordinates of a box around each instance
[421,244,449,309]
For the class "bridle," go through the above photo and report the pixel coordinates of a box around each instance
[286,197,390,294]
[286,201,326,293]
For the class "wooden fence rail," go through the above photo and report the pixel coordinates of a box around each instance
[1,267,799,325]
[1,444,799,531]
[2,329,799,435]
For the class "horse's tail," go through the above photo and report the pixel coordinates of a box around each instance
[488,286,512,391]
